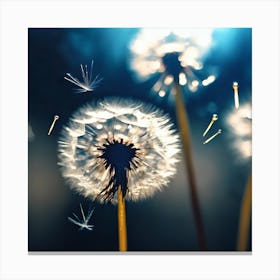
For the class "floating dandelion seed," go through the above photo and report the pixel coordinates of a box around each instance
[129,28,216,99]
[202,114,218,137]
[48,115,59,135]
[232,81,240,109]
[203,129,222,144]
[68,203,94,231]
[57,98,181,204]
[64,60,103,93]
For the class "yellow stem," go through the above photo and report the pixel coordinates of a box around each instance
[118,186,127,251]
[174,82,207,250]
[237,174,252,251]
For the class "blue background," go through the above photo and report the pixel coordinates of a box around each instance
[28,28,252,251]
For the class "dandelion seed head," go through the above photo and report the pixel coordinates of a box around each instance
[58,98,181,204]
[226,102,252,160]
[129,28,216,99]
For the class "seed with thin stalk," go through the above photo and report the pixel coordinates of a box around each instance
[203,129,222,144]
[232,81,239,109]
[203,114,218,137]
[48,115,59,135]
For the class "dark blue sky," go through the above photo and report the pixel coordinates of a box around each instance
[28,28,252,251]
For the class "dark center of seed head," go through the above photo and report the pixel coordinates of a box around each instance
[100,139,138,171]
[161,52,182,82]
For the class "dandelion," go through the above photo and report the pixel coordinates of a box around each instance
[64,60,103,93]
[129,28,213,249]
[225,102,252,250]
[129,28,216,98]
[58,98,180,202]
[58,98,181,250]
[68,203,95,231]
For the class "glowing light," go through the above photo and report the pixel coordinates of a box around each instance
[192,80,199,87]
[202,114,218,137]
[164,75,174,85]
[179,72,187,85]
[159,90,166,97]
[64,60,103,93]
[129,28,216,99]
[96,124,103,129]
[203,129,222,144]
[114,124,122,130]
[58,98,181,204]
[48,115,59,135]
[202,75,216,86]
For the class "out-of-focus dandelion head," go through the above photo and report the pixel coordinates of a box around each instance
[28,123,35,142]
[129,28,217,100]
[57,98,181,204]
[226,102,252,160]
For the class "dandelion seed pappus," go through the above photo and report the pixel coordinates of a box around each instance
[64,60,103,93]
[68,203,95,231]
[57,98,181,204]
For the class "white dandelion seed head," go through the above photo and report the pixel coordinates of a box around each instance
[58,98,181,204]
[225,102,252,160]
[129,28,216,97]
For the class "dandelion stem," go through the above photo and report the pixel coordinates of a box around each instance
[237,173,252,251]
[174,82,207,250]
[118,186,127,251]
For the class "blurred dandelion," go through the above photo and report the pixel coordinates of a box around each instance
[225,101,252,250]
[28,123,35,142]
[129,28,216,99]
[130,28,214,249]
[226,102,252,160]
[64,60,103,93]
[58,98,181,250]
[68,203,95,231]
